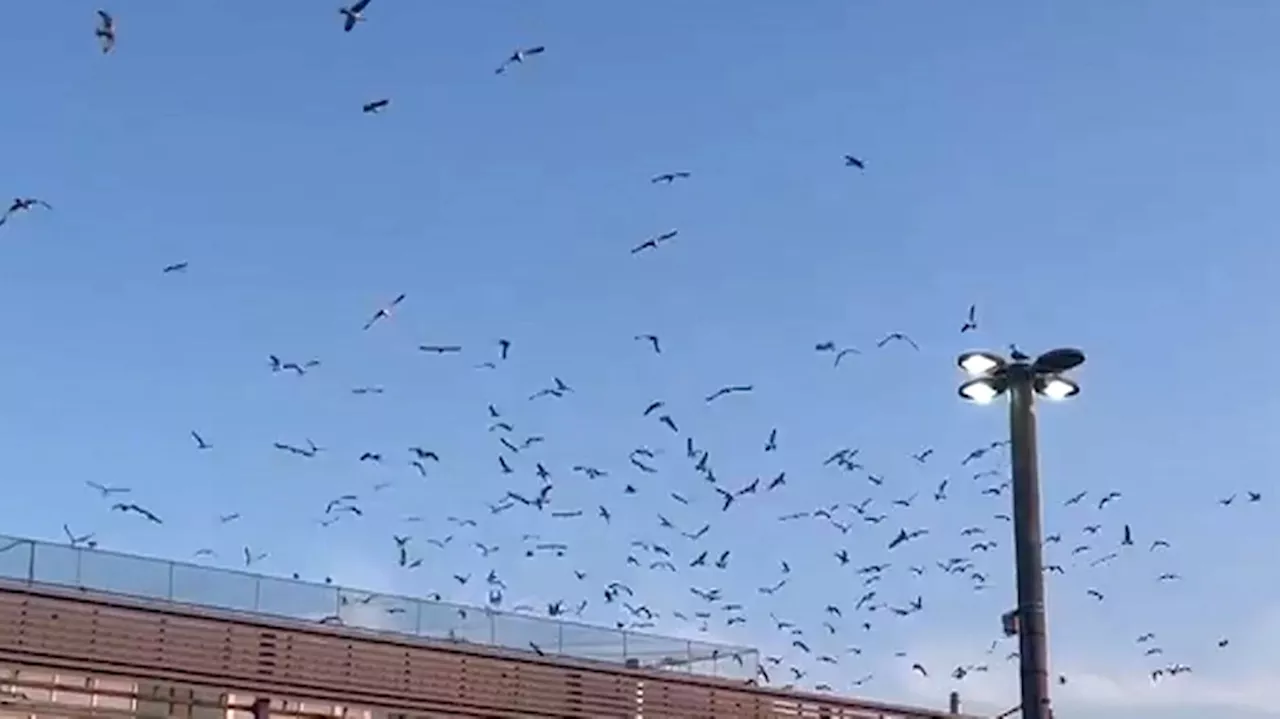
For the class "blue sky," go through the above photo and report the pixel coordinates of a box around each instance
[2,1,1279,717]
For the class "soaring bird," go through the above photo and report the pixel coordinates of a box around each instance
[362,99,389,114]
[86,481,129,497]
[162,262,188,274]
[112,503,162,524]
[705,385,752,403]
[844,155,865,170]
[634,334,661,354]
[630,230,678,254]
[95,10,115,54]
[961,304,978,333]
[2,197,53,227]
[8,198,51,214]
[363,293,406,330]
[409,447,440,462]
[1098,491,1122,509]
[495,46,546,74]
[834,347,860,367]
[63,524,95,547]
[339,0,372,32]
[877,333,919,350]
[651,172,691,184]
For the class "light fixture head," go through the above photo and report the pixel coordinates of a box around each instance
[1033,347,1086,375]
[1035,374,1080,401]
[958,376,1006,404]
[957,351,1005,378]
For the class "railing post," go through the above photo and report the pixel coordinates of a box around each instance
[25,541,35,584]
[253,575,261,611]
[621,630,629,662]
[686,641,693,674]
[414,599,423,634]
[488,610,496,644]
[557,620,564,654]
[167,562,175,599]
[949,691,961,714]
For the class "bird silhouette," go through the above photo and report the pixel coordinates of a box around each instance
[339,0,372,32]
[86,481,130,497]
[495,46,546,74]
[705,385,752,402]
[112,503,162,524]
[363,293,406,330]
[877,333,919,351]
[94,11,116,54]
[630,230,678,254]
[634,334,661,354]
[651,172,691,184]
[1,197,53,228]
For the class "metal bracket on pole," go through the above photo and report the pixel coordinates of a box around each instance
[1001,609,1019,637]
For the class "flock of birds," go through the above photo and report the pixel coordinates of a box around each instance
[3,2,1265,706]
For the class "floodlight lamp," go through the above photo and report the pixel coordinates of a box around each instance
[1033,347,1086,375]
[958,377,1003,404]
[957,351,1005,377]
[1036,375,1080,401]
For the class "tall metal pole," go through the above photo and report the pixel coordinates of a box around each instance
[1008,365,1051,718]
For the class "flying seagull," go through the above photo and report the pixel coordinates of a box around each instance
[7,198,52,213]
[363,293,406,330]
[339,0,372,32]
[631,230,678,254]
[651,172,691,184]
[2,197,53,227]
[362,99,389,114]
[95,10,115,54]
[634,335,661,354]
[63,524,95,547]
[705,385,753,403]
[85,481,129,497]
[834,347,860,366]
[496,46,546,74]
[877,332,919,350]
[844,155,864,170]
[112,503,162,524]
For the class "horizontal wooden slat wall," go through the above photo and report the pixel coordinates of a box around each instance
[0,582,973,719]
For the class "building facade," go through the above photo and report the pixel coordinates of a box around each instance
[0,535,974,719]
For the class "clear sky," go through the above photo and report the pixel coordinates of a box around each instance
[2,2,1279,717]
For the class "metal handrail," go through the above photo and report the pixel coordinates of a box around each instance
[0,534,756,679]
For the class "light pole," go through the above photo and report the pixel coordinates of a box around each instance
[956,346,1085,719]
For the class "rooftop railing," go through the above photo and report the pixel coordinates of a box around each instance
[0,534,758,680]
